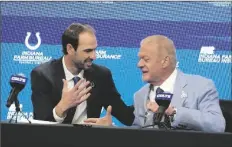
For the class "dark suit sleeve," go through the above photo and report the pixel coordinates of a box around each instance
[102,70,134,126]
[31,69,56,122]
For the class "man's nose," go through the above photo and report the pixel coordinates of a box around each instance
[137,59,144,68]
[90,51,96,60]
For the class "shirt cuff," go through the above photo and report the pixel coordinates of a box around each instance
[53,107,66,123]
[173,108,177,120]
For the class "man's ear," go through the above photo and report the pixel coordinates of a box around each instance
[162,56,170,68]
[66,44,74,54]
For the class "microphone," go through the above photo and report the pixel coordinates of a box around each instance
[153,92,173,125]
[6,74,27,108]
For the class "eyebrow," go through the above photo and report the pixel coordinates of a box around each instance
[138,53,149,58]
[83,48,96,51]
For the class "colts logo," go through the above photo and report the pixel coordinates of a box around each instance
[25,32,41,50]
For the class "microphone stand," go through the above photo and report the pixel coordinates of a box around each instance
[154,122,169,130]
[141,113,171,130]
[141,122,169,130]
[8,98,31,124]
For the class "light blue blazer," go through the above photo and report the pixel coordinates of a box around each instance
[132,70,225,132]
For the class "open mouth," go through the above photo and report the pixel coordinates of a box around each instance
[86,62,92,67]
[142,71,148,74]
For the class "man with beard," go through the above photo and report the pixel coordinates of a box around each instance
[30,23,134,126]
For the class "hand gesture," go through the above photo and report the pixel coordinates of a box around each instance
[84,105,113,126]
[55,79,92,117]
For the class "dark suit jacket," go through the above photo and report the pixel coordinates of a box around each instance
[31,57,134,126]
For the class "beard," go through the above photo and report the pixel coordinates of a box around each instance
[74,57,93,71]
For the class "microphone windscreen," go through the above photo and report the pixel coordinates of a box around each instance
[155,93,173,108]
[10,74,27,91]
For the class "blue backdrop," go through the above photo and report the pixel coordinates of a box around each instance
[1,1,231,126]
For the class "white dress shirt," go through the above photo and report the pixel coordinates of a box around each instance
[52,57,87,124]
[149,69,177,102]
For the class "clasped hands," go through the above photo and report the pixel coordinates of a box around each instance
[147,101,175,116]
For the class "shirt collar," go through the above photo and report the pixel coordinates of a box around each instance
[62,56,84,81]
[154,68,177,93]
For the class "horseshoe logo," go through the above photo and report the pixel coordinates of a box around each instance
[25,32,41,50]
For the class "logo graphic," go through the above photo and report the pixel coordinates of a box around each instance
[7,103,33,121]
[200,46,215,54]
[11,76,27,83]
[13,32,52,64]
[156,93,173,100]
[25,32,41,51]
[198,46,231,63]
[181,91,187,99]
[96,50,121,60]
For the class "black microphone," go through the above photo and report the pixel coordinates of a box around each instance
[153,91,173,125]
[6,74,27,108]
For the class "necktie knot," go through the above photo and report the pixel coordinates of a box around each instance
[73,76,81,85]
[156,87,164,94]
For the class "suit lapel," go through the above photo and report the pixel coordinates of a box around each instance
[84,66,96,118]
[171,70,187,108]
[142,84,152,126]
[53,57,65,96]
[143,84,151,113]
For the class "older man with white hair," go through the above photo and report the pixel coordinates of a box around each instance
[132,35,225,132]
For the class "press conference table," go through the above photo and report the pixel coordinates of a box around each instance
[1,122,232,147]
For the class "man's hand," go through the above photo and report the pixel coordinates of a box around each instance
[84,105,113,126]
[55,79,92,117]
[147,101,159,112]
[165,104,175,116]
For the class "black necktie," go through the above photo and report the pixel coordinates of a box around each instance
[63,77,81,124]
[156,87,164,94]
